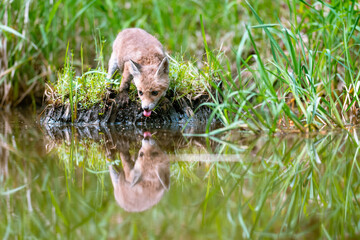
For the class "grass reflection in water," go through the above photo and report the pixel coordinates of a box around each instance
[1,116,360,239]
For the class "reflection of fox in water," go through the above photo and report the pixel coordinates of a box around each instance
[107,28,169,117]
[109,137,170,212]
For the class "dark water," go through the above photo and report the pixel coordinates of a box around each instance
[1,110,360,239]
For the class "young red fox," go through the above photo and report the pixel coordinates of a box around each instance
[107,28,169,117]
[109,135,170,212]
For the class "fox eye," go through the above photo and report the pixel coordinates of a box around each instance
[151,91,158,96]
[139,91,143,96]
[139,152,144,157]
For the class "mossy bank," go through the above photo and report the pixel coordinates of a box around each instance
[40,52,221,127]
[41,89,216,127]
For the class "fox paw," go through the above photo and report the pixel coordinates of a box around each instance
[161,97,172,112]
[116,92,129,107]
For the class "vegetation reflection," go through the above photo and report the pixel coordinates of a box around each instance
[1,114,360,238]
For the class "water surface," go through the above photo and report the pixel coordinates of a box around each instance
[1,110,359,239]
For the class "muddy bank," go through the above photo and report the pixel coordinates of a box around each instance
[41,89,217,127]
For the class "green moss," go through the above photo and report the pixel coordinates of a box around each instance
[51,50,218,109]
[53,41,113,109]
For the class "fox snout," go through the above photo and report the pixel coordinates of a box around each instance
[140,93,163,117]
[141,138,156,147]
[142,99,159,111]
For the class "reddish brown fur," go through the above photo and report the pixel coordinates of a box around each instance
[109,138,170,212]
[107,28,169,111]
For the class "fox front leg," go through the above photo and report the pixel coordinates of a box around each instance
[116,62,132,106]
[107,53,119,90]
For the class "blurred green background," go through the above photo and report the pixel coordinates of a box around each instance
[1,0,284,107]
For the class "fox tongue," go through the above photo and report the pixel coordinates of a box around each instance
[143,132,152,138]
[143,110,152,117]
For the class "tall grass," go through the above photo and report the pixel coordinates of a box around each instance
[1,0,260,107]
[201,0,360,133]
[2,0,359,132]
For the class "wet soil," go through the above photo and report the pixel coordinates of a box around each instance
[41,89,216,127]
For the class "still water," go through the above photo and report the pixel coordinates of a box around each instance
[1,110,359,239]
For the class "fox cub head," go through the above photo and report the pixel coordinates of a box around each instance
[128,57,169,117]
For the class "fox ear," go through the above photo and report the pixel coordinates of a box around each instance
[156,166,170,190]
[131,169,142,188]
[155,57,169,77]
[129,60,142,76]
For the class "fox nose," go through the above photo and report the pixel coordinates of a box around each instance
[143,106,149,111]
